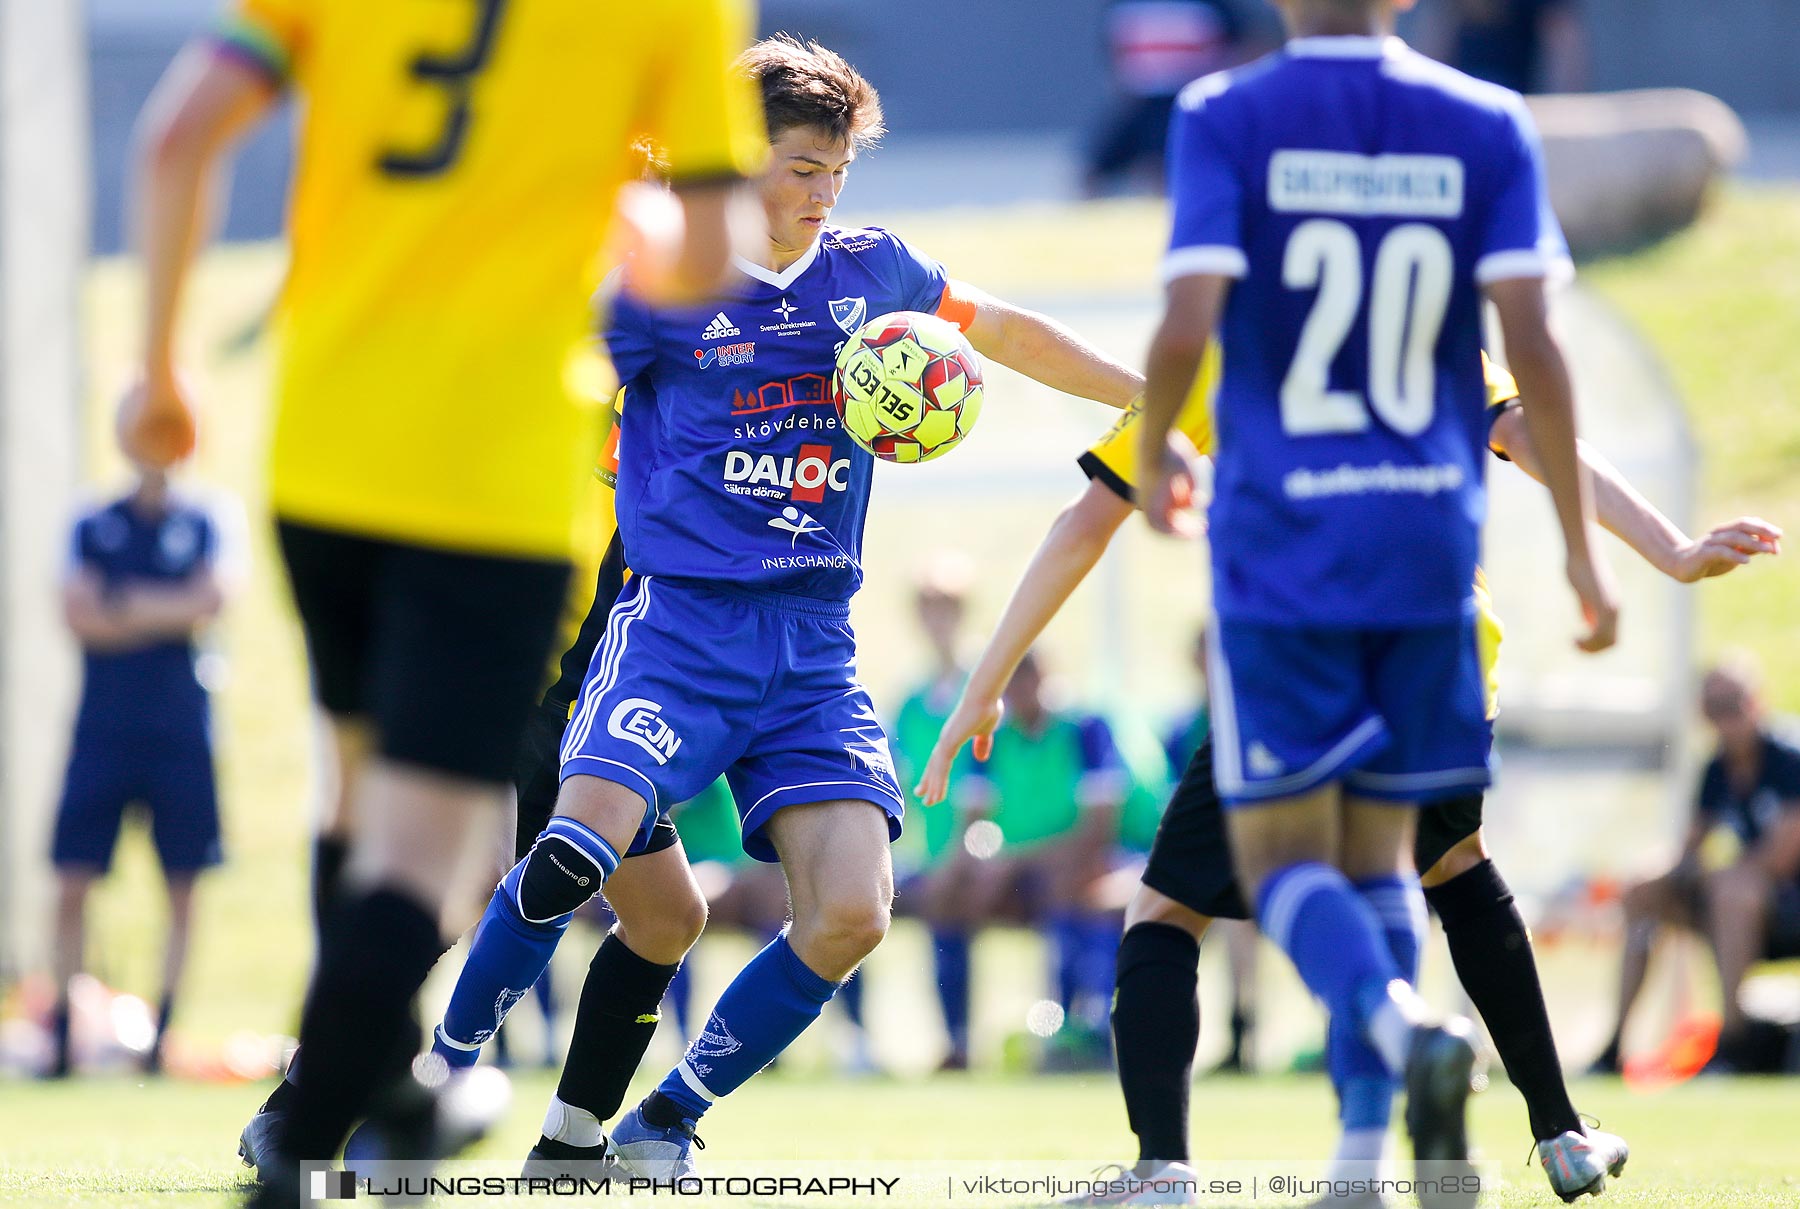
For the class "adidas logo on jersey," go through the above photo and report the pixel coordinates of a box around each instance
[1247,742,1286,778]
[701,312,740,340]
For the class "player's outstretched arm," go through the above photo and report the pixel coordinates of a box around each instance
[1485,276,1619,652]
[913,481,1134,806]
[1490,406,1782,581]
[955,282,1141,410]
[127,44,279,467]
[1138,275,1226,534]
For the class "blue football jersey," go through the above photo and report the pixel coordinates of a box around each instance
[68,493,220,735]
[606,226,950,601]
[1164,36,1569,627]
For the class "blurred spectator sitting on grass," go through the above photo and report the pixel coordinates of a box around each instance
[1594,656,1800,1074]
[920,650,1129,1069]
[1082,0,1263,197]
[889,557,984,1069]
[1413,0,1587,93]
[47,461,234,1077]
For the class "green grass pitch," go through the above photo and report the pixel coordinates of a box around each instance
[3,1071,1800,1205]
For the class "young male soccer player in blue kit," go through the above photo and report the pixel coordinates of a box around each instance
[429,36,1145,1175]
[1134,0,1620,1197]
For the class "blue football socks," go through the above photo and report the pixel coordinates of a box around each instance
[1356,873,1426,984]
[1258,862,1412,1076]
[654,930,839,1120]
[1078,914,1124,1018]
[931,929,972,1056]
[1049,911,1085,1013]
[1329,874,1429,1167]
[435,817,619,1067]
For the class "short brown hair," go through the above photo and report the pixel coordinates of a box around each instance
[739,35,885,148]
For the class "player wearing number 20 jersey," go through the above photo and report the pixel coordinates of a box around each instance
[1164,35,1569,803]
[1169,38,1568,630]
[1145,24,1579,1192]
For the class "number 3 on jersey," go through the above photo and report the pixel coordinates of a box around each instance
[1280,219,1453,438]
[378,0,508,178]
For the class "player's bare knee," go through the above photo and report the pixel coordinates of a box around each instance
[806,891,891,964]
[617,895,706,966]
[670,891,710,952]
[1421,833,1486,888]
[1124,885,1213,940]
[553,773,650,856]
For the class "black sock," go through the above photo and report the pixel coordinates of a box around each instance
[1112,923,1201,1165]
[260,1055,301,1115]
[1427,859,1582,1142]
[555,934,682,1127]
[311,835,351,936]
[259,934,451,1119]
[147,993,174,1072]
[640,1089,691,1130]
[285,887,442,1159]
[1225,1008,1252,1070]
[50,998,72,1077]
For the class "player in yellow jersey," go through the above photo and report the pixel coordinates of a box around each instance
[917,359,1779,1204]
[235,390,650,1165]
[122,1,765,1198]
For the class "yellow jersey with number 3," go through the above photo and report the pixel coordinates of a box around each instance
[1078,351,1519,719]
[214,0,765,559]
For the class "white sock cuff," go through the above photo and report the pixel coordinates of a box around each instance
[1327,1128,1392,1183]
[1367,980,1427,1074]
[542,1095,604,1148]
[433,1023,483,1053]
[676,1060,718,1104]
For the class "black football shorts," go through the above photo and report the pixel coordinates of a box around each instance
[1142,737,1488,920]
[277,519,569,784]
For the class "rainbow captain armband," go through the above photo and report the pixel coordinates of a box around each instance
[209,16,293,86]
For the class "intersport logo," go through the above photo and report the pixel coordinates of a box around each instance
[723,443,850,503]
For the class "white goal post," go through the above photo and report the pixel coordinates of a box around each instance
[0,0,86,984]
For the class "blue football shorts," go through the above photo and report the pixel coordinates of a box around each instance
[1207,616,1492,807]
[559,575,904,863]
[52,727,222,873]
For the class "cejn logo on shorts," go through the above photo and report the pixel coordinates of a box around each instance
[608,697,683,765]
[723,443,851,503]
